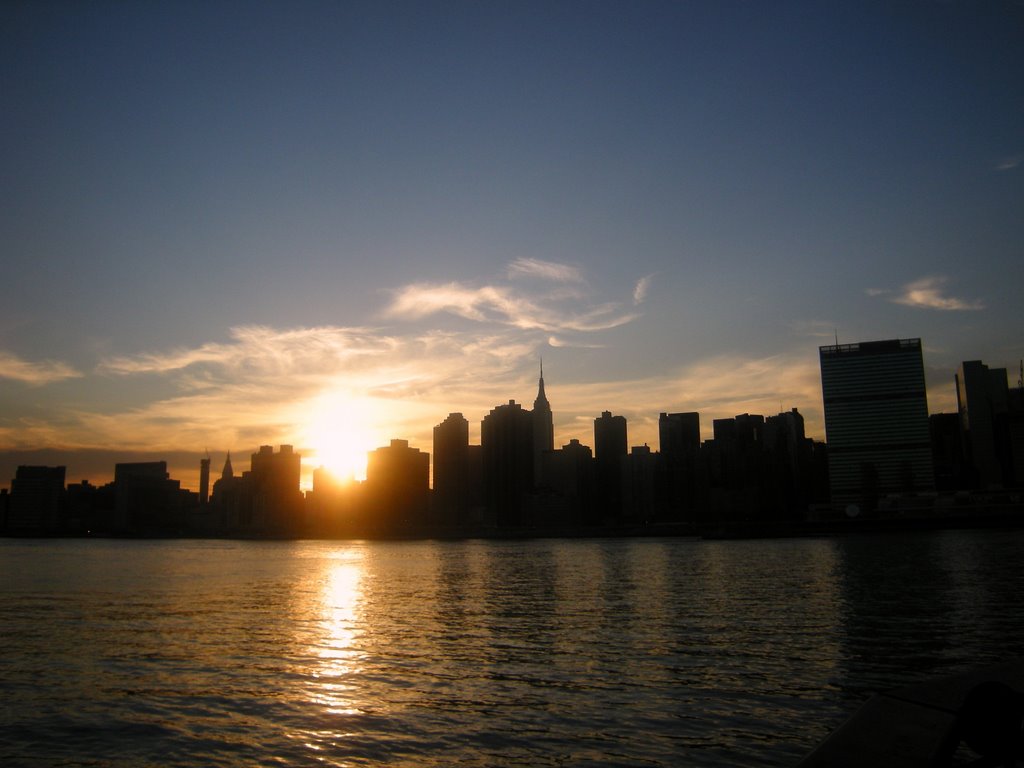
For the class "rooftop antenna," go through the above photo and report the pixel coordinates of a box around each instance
[834,329,839,346]
[1019,360,1023,389]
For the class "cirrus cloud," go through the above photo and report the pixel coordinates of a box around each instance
[0,351,82,385]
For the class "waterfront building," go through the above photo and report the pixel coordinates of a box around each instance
[249,445,303,534]
[364,439,429,534]
[199,456,210,505]
[7,465,66,533]
[532,362,554,485]
[433,412,470,528]
[819,338,934,511]
[481,400,534,526]
[113,461,187,532]
[622,444,658,523]
[956,360,1011,489]
[658,411,701,522]
[594,411,627,523]
[540,438,595,526]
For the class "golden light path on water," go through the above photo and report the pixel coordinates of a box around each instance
[307,547,367,756]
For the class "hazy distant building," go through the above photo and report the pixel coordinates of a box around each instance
[819,338,934,511]
[8,465,65,533]
[210,452,245,530]
[482,400,534,526]
[199,456,210,505]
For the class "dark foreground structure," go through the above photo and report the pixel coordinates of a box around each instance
[799,659,1024,767]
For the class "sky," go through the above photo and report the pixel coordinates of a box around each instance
[2,0,1022,491]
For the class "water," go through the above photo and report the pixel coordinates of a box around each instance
[2,531,1023,767]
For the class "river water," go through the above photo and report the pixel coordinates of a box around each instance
[2,530,1022,767]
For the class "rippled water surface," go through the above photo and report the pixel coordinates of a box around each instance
[2,531,1023,766]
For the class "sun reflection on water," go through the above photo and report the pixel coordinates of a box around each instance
[309,551,366,717]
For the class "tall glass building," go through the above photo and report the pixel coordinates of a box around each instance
[819,338,935,511]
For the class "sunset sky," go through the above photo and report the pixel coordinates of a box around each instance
[2,1,1022,490]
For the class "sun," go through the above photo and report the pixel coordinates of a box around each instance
[303,394,378,483]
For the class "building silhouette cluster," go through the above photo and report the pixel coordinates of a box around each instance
[3,339,1023,538]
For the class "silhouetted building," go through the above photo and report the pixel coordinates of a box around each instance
[113,461,187,532]
[532,362,554,486]
[622,444,658,523]
[594,411,627,523]
[930,413,968,492]
[660,412,700,458]
[658,412,702,522]
[249,445,303,535]
[820,338,934,512]
[199,456,210,505]
[956,360,1011,489]
[482,400,534,527]
[433,412,471,528]
[8,465,65,533]
[210,452,247,530]
[365,439,429,534]
[306,466,355,536]
[539,438,594,526]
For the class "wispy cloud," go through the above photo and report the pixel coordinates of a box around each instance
[507,258,584,283]
[633,275,652,304]
[890,276,985,311]
[0,351,82,385]
[996,154,1022,172]
[98,326,392,376]
[865,287,890,297]
[384,259,642,333]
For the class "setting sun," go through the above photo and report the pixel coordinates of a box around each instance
[302,393,380,483]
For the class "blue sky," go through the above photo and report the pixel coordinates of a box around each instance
[2,1,1022,489]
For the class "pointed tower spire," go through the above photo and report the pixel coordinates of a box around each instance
[536,357,547,405]
[221,451,234,480]
[532,359,554,486]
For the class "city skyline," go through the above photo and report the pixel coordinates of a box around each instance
[2,338,1018,496]
[3,2,1022,491]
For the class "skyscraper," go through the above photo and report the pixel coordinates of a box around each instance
[955,360,1010,489]
[433,412,470,527]
[199,456,210,505]
[594,411,627,523]
[482,400,534,526]
[365,439,429,533]
[532,361,554,484]
[819,338,934,510]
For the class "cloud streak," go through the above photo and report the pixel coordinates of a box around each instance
[507,258,584,283]
[0,351,82,385]
[384,259,644,334]
[890,276,985,311]
[996,154,1022,172]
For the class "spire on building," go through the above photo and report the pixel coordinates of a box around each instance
[532,359,554,482]
[222,452,234,480]
[534,358,549,411]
